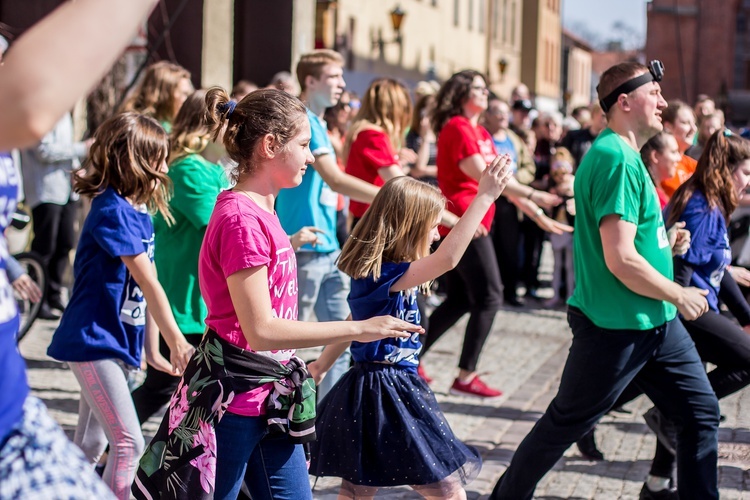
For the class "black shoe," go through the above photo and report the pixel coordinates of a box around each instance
[505,296,525,307]
[639,483,679,499]
[643,407,677,455]
[576,428,604,460]
[47,296,67,312]
[38,304,60,320]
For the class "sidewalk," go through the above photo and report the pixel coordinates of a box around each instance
[18,300,750,499]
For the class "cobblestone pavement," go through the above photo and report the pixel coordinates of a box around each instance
[18,283,750,499]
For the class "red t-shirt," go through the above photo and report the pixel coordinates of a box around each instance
[437,116,497,236]
[345,128,399,218]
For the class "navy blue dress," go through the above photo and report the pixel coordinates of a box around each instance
[310,262,481,487]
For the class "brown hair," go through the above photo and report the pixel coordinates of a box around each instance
[338,176,445,293]
[596,62,649,113]
[120,61,192,123]
[661,99,692,126]
[640,131,673,168]
[344,78,412,160]
[296,49,345,91]
[169,89,210,163]
[432,70,486,134]
[205,87,307,183]
[410,94,436,134]
[76,112,172,222]
[667,131,750,226]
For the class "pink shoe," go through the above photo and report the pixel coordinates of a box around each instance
[450,375,503,399]
[417,364,434,384]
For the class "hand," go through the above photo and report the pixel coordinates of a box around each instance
[531,190,563,209]
[565,198,576,216]
[290,226,324,250]
[728,265,750,287]
[398,148,418,167]
[473,224,488,239]
[676,286,709,321]
[146,350,175,374]
[169,341,195,375]
[358,316,424,343]
[306,360,326,385]
[12,274,42,303]
[478,154,514,200]
[419,114,432,137]
[668,221,691,257]
[533,212,574,235]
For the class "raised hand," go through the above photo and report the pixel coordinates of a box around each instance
[479,154,514,200]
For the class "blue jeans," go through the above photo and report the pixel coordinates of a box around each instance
[491,308,719,500]
[296,250,351,399]
[214,413,311,500]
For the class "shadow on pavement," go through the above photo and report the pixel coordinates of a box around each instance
[438,402,544,422]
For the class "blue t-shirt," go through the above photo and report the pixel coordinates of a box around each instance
[0,151,25,444]
[276,109,339,253]
[669,191,731,313]
[349,262,421,370]
[492,134,518,174]
[48,187,155,367]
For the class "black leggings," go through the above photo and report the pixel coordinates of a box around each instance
[492,197,522,302]
[131,333,204,424]
[611,312,750,478]
[422,235,503,372]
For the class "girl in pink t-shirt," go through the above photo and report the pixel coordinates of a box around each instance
[142,87,423,500]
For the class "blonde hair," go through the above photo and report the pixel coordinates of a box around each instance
[120,61,191,123]
[338,176,445,293]
[75,112,172,223]
[344,78,412,161]
[296,49,345,91]
[169,89,210,163]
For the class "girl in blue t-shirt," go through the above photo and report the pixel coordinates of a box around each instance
[308,155,513,497]
[47,112,195,499]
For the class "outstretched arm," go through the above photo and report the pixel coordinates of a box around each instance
[0,0,158,150]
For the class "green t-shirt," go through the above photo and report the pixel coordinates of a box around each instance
[154,154,228,334]
[568,128,677,330]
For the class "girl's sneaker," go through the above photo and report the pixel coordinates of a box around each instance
[450,375,502,398]
[417,364,433,384]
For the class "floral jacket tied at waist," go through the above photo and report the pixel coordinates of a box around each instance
[132,329,316,499]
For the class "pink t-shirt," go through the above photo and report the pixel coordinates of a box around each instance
[199,190,297,416]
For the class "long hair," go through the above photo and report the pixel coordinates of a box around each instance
[411,94,436,134]
[338,176,445,293]
[169,89,210,163]
[432,70,485,135]
[75,112,172,222]
[120,61,191,123]
[667,131,750,226]
[344,78,412,161]
[205,87,307,183]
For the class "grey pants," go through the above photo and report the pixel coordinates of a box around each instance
[69,358,145,500]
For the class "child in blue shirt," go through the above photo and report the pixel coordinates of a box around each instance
[308,155,513,497]
[47,112,195,499]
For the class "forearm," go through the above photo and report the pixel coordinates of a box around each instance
[244,318,373,351]
[434,194,495,269]
[325,172,381,203]
[610,252,685,305]
[139,279,185,351]
[719,271,750,326]
[0,0,158,150]
[36,142,87,164]
[502,177,535,199]
[314,341,352,373]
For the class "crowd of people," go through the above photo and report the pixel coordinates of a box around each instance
[2,2,750,500]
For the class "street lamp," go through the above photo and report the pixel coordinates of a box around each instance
[372,5,407,60]
[497,58,508,81]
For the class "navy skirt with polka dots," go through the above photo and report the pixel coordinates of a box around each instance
[309,362,481,487]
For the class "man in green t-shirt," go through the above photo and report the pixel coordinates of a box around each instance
[491,62,720,500]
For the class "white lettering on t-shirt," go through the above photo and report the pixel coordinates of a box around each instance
[0,270,17,323]
[120,276,146,326]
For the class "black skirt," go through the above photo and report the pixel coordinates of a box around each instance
[309,362,481,487]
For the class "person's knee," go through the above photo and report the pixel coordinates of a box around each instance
[680,393,720,430]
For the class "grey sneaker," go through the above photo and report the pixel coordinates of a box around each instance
[643,407,677,455]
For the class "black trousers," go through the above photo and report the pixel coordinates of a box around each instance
[520,215,545,291]
[422,235,503,372]
[492,197,522,301]
[131,333,204,424]
[31,200,79,304]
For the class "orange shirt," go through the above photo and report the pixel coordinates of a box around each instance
[661,154,697,198]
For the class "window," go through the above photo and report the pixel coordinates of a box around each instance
[454,0,460,26]
[502,0,508,43]
[492,0,500,41]
[510,1,516,46]
[468,0,474,31]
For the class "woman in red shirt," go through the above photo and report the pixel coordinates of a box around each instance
[344,78,412,225]
[421,70,568,398]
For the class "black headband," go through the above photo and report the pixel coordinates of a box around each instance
[599,60,664,113]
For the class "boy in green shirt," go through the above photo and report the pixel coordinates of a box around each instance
[491,62,720,500]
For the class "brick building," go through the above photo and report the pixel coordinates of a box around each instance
[644,0,742,112]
